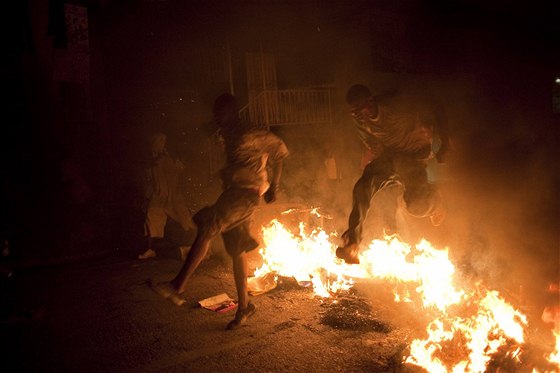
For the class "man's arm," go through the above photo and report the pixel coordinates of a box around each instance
[264,160,283,204]
[262,130,289,204]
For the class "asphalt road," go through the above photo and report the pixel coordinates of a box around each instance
[0,248,420,373]
[0,246,556,373]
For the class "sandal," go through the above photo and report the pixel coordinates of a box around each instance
[226,302,256,330]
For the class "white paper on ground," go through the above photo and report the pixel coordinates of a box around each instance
[198,293,237,313]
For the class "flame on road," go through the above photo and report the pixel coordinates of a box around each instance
[251,218,557,372]
[538,302,560,372]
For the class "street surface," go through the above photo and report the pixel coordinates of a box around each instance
[1,248,423,373]
[1,223,556,373]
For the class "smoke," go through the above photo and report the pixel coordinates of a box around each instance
[425,69,560,313]
[272,67,558,317]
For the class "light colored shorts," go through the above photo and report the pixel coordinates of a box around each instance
[145,202,195,238]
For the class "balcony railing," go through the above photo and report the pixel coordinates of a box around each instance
[239,89,332,127]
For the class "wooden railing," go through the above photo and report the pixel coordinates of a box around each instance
[239,89,332,127]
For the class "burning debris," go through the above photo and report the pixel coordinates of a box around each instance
[247,214,560,372]
[319,296,392,333]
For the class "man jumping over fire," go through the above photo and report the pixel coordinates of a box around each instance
[336,84,451,265]
[150,93,289,330]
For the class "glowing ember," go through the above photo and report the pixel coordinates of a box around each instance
[405,289,528,373]
[251,216,557,372]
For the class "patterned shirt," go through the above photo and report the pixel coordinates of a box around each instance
[355,92,439,160]
[220,121,289,194]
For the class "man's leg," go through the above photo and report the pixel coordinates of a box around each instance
[226,249,257,330]
[337,157,393,264]
[223,222,259,309]
[336,174,374,264]
[345,171,375,245]
[170,232,212,294]
[221,217,259,330]
[225,225,258,330]
[232,250,249,310]
[149,203,220,305]
[149,230,213,306]
[399,159,446,226]
[139,210,166,259]
[138,236,157,259]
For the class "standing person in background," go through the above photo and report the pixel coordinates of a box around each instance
[321,140,342,203]
[138,133,195,259]
[336,84,451,265]
[151,93,289,330]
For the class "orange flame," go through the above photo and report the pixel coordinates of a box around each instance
[252,217,556,372]
[540,303,560,371]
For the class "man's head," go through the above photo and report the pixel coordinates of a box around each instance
[346,84,377,123]
[213,93,239,129]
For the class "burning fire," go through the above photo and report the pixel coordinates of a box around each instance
[538,289,560,372]
[251,216,559,372]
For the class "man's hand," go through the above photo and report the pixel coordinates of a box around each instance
[264,184,278,204]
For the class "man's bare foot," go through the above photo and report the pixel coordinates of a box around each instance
[148,280,185,306]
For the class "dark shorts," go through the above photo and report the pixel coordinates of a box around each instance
[193,187,261,256]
